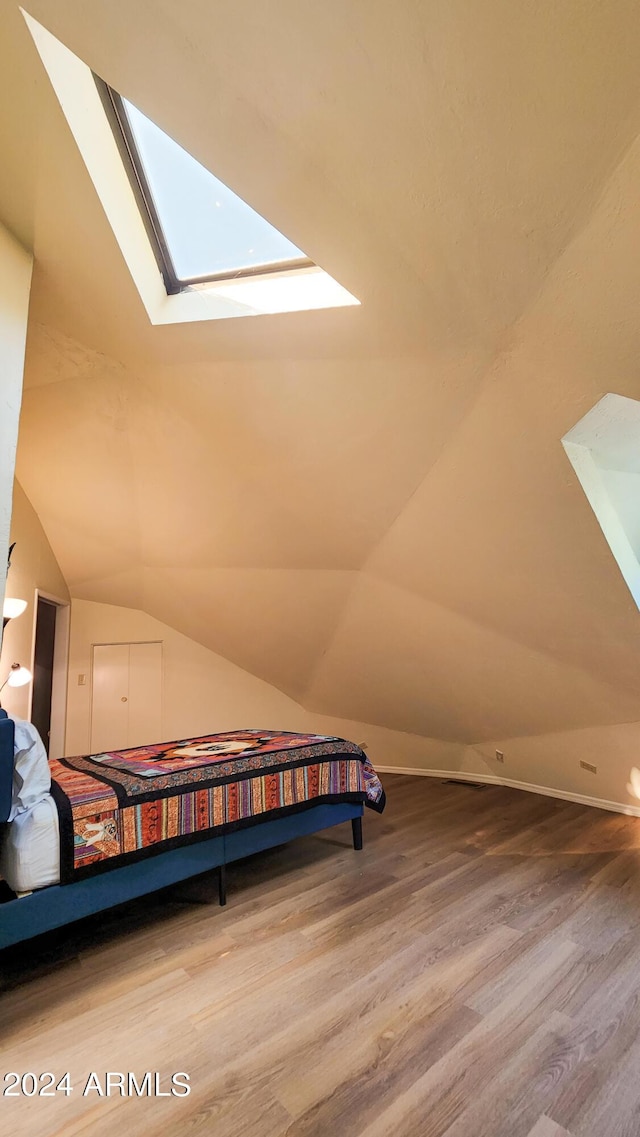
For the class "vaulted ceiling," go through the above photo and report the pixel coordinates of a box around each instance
[5,0,640,743]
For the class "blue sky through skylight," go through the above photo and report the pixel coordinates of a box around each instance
[123,99,307,280]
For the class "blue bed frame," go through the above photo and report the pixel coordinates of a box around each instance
[0,711,363,950]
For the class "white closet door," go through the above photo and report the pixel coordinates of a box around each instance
[91,644,130,753]
[128,642,162,746]
[90,642,162,753]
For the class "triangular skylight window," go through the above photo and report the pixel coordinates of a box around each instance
[23,10,359,322]
[563,393,640,612]
[99,81,312,293]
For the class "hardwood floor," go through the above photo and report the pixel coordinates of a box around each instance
[3,773,640,1136]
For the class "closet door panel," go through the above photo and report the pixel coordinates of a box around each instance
[128,641,162,746]
[90,644,130,753]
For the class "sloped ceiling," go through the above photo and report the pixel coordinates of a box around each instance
[5,0,640,743]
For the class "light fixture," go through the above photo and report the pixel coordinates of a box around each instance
[3,597,27,628]
[0,663,32,694]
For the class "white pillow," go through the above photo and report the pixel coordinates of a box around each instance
[8,717,51,822]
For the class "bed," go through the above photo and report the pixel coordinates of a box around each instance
[0,711,385,950]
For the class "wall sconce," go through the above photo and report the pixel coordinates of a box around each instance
[3,597,27,629]
[0,663,32,692]
[0,663,32,705]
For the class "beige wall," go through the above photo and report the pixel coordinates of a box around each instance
[0,223,32,646]
[311,713,640,816]
[304,712,466,773]
[1,480,69,721]
[65,597,460,774]
[60,595,640,814]
[35,556,640,813]
[463,721,640,815]
[66,598,308,756]
[13,1,640,807]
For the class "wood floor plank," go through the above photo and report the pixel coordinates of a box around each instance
[3,775,640,1137]
[527,1118,574,1137]
[277,999,481,1137]
[271,926,513,1120]
[435,1011,574,1137]
[350,938,582,1137]
[568,1029,640,1137]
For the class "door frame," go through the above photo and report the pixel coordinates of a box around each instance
[27,589,71,761]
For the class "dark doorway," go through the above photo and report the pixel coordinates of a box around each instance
[32,597,57,755]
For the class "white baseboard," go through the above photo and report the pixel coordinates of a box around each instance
[375,765,640,818]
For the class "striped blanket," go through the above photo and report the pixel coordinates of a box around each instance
[50,730,385,881]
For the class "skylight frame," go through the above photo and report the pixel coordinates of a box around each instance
[94,76,314,296]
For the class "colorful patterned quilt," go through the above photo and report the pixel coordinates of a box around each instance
[50,730,385,882]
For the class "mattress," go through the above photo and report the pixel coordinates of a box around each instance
[0,792,60,892]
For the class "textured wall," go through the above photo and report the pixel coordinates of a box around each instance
[5,2,640,809]
[1,481,69,722]
[65,597,454,773]
[0,223,32,662]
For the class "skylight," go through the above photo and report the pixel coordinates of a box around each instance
[563,393,640,611]
[23,10,359,323]
[123,98,308,281]
[100,83,312,292]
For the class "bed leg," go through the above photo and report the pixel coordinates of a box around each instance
[352,816,363,851]
[218,863,227,907]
